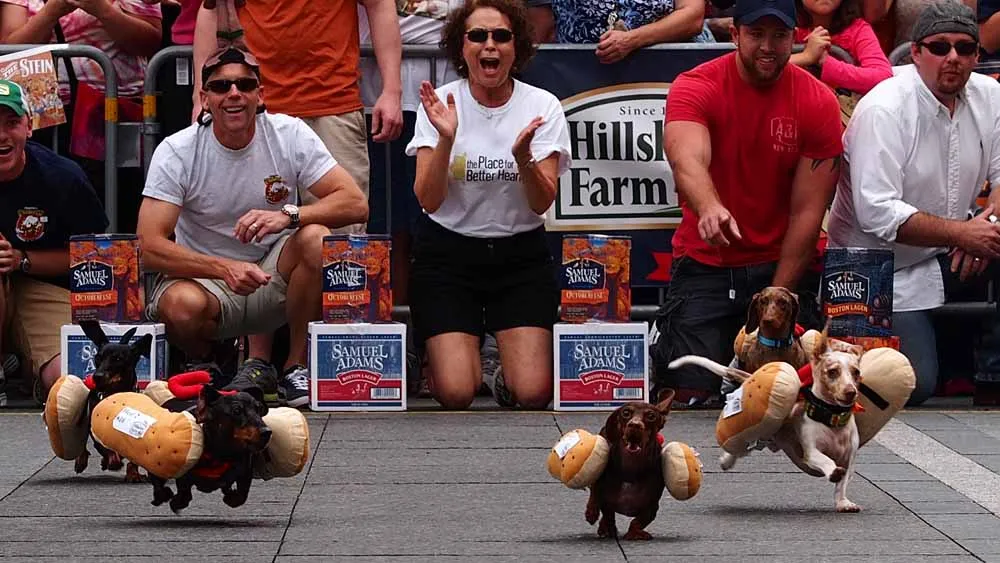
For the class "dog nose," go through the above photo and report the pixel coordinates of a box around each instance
[844,389,858,402]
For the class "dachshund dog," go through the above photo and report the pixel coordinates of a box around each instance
[585,389,675,540]
[738,287,809,373]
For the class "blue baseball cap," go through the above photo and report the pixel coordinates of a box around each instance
[734,0,796,28]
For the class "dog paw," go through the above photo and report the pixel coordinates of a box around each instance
[719,453,736,471]
[104,452,124,472]
[623,529,653,541]
[73,455,89,474]
[830,467,846,483]
[151,488,174,507]
[169,495,191,514]
[585,505,599,525]
[836,501,862,513]
[124,471,146,484]
[597,517,616,539]
[223,492,247,508]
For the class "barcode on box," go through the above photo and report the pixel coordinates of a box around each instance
[613,388,642,400]
[371,388,401,400]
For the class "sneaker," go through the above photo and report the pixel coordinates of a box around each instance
[226,358,279,405]
[484,364,517,408]
[279,365,310,408]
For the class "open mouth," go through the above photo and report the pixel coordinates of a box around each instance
[222,106,245,115]
[0,146,13,157]
[624,432,643,454]
[480,57,501,74]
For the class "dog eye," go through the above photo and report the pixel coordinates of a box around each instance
[232,405,244,416]
[826,369,839,379]
[620,408,632,418]
[644,411,657,422]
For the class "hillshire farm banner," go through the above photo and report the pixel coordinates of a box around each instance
[519,45,732,286]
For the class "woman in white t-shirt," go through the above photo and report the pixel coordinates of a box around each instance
[404,0,571,410]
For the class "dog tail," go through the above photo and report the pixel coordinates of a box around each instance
[667,355,752,384]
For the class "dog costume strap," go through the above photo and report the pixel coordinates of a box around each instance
[801,387,854,428]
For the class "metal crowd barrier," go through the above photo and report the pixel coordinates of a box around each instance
[0,44,120,231]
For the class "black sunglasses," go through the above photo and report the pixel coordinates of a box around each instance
[204,77,260,94]
[465,28,514,43]
[919,40,978,57]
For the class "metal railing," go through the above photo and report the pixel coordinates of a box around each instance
[1,44,120,231]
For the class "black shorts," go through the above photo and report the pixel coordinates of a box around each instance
[408,215,558,348]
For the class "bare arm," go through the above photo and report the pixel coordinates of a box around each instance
[359,0,401,98]
[15,249,69,276]
[664,121,718,216]
[136,197,231,279]
[413,140,453,213]
[89,2,161,57]
[982,12,1000,54]
[628,0,706,46]
[191,4,218,117]
[772,156,840,288]
[518,155,560,214]
[299,165,370,228]
[528,5,555,43]
[894,212,967,247]
[0,2,71,44]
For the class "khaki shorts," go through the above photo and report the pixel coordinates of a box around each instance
[301,111,370,235]
[3,276,70,374]
[147,235,291,339]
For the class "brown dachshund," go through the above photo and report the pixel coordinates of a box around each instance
[585,389,675,540]
[737,287,808,373]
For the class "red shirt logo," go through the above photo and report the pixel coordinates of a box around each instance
[15,207,47,242]
[770,117,798,149]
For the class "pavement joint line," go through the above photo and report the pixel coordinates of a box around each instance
[874,418,1000,517]
[0,456,54,504]
[272,415,330,563]
[946,413,1000,442]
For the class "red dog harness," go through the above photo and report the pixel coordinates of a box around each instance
[164,371,239,479]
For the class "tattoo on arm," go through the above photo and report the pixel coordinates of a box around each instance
[810,155,842,172]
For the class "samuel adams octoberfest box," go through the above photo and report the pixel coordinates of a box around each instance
[69,234,143,323]
[820,248,894,337]
[560,235,631,323]
[322,235,392,323]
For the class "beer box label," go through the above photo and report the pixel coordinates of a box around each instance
[61,324,167,388]
[560,235,631,323]
[70,234,143,323]
[835,335,900,352]
[555,329,647,410]
[311,333,404,410]
[821,248,893,337]
[322,235,392,323]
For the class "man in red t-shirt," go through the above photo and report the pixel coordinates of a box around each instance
[653,0,843,406]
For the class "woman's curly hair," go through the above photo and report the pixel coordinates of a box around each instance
[440,0,536,79]
[795,0,862,35]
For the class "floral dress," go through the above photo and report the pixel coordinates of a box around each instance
[550,0,714,44]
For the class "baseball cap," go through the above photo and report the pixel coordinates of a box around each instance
[0,80,28,117]
[734,0,796,28]
[201,45,261,86]
[911,1,979,44]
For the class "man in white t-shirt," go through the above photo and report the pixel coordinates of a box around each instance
[138,47,369,408]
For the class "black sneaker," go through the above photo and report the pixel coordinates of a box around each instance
[279,365,310,408]
[226,358,279,405]
[484,364,517,408]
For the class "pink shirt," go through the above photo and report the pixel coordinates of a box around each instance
[170,0,199,45]
[0,0,161,96]
[795,18,893,95]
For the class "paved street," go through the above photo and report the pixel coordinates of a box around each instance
[1,399,999,562]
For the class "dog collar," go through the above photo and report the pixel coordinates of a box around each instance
[757,333,795,349]
[801,387,854,428]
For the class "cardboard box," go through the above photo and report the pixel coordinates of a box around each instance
[308,321,406,411]
[554,322,648,411]
[821,248,894,337]
[560,234,631,323]
[322,235,393,323]
[836,335,900,352]
[60,322,167,389]
[69,234,143,323]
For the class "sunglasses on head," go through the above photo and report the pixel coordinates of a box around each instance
[204,77,260,94]
[465,28,514,43]
[919,40,978,57]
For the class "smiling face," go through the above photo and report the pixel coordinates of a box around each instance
[912,32,979,104]
[0,106,29,182]
[461,7,516,90]
[732,17,794,86]
[200,62,263,142]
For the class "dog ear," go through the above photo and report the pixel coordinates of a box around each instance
[130,333,153,360]
[79,320,108,349]
[783,288,800,329]
[655,388,675,416]
[848,344,865,359]
[745,292,762,333]
[196,385,220,423]
[812,318,832,363]
[602,409,623,444]
[119,327,138,346]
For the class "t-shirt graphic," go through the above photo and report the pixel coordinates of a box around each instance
[397,0,451,19]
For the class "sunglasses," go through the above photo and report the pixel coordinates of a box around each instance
[919,40,978,57]
[465,28,514,43]
[204,77,260,94]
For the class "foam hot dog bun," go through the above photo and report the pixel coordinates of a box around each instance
[253,407,310,480]
[715,362,800,454]
[662,441,703,501]
[547,429,609,489]
[855,348,915,446]
[45,375,91,460]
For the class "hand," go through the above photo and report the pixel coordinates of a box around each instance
[191,99,203,124]
[595,29,637,64]
[804,27,831,65]
[512,116,544,165]
[45,0,77,16]
[221,259,270,296]
[697,203,742,247]
[956,205,1000,259]
[234,209,292,244]
[65,0,114,19]
[949,248,990,282]
[0,238,15,274]
[418,81,457,140]
[371,90,403,142]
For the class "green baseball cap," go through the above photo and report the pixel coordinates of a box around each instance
[0,80,27,117]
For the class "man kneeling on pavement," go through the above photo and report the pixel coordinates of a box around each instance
[0,79,109,406]
[138,46,368,408]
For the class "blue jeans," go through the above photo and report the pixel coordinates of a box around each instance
[893,254,1000,406]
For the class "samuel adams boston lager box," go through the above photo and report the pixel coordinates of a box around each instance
[61,322,167,389]
[553,322,648,411]
[308,321,406,411]
[821,248,894,337]
[322,235,392,323]
[560,234,631,323]
[69,234,143,323]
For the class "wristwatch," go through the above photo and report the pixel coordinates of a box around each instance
[18,250,30,273]
[281,204,300,228]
